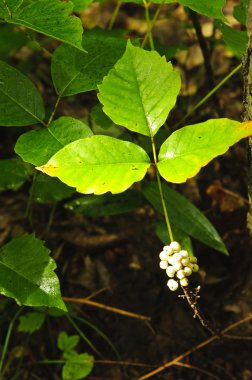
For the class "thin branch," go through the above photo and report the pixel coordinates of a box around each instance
[137,314,252,379]
[63,296,151,321]
[174,63,242,129]
[188,9,221,116]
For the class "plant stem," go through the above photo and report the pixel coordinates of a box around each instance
[188,9,221,116]
[0,308,24,376]
[66,314,102,357]
[25,171,37,224]
[143,1,155,50]
[108,0,122,30]
[44,203,57,239]
[174,63,242,129]
[150,134,174,242]
[47,95,61,127]
[141,2,163,48]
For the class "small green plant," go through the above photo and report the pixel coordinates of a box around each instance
[57,331,94,380]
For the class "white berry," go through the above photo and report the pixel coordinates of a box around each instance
[159,251,168,261]
[166,266,176,277]
[180,278,189,287]
[159,260,168,270]
[163,246,173,255]
[179,250,188,258]
[190,256,197,263]
[173,253,182,262]
[173,262,182,271]
[176,269,185,279]
[181,258,190,266]
[192,264,199,272]
[167,256,175,265]
[184,266,192,276]
[170,241,181,252]
[167,279,179,291]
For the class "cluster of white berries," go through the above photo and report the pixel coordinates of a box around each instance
[159,241,199,291]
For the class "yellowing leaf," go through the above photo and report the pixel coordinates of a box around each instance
[157,119,252,183]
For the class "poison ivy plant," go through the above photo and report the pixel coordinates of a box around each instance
[0,234,66,310]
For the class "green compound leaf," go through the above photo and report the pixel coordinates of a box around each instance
[220,23,248,58]
[0,60,45,126]
[4,0,84,51]
[15,116,93,166]
[31,173,75,203]
[62,353,94,380]
[18,312,46,333]
[142,182,228,254]
[98,41,181,137]
[37,135,151,195]
[64,190,146,217]
[51,31,126,96]
[157,119,252,184]
[0,234,66,310]
[0,158,32,191]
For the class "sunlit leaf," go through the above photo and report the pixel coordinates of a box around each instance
[157,119,252,183]
[98,41,181,137]
[37,135,151,195]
